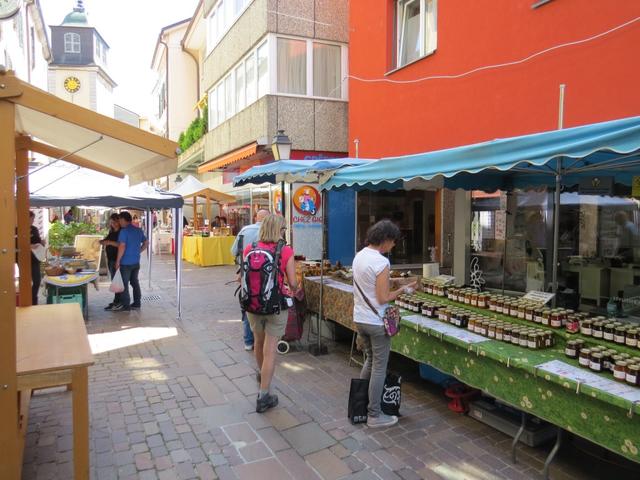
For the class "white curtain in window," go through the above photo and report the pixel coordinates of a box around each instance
[209,87,217,127]
[246,54,257,104]
[313,43,341,98]
[217,82,225,124]
[235,64,245,112]
[257,43,269,97]
[399,0,421,66]
[277,38,306,95]
[425,0,438,54]
[225,75,234,118]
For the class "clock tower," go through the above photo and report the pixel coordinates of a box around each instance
[47,0,116,116]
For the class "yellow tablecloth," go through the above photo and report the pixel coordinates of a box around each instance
[182,235,236,266]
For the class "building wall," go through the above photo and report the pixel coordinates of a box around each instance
[48,67,94,108]
[349,0,640,158]
[166,26,198,141]
[50,26,95,66]
[0,3,50,90]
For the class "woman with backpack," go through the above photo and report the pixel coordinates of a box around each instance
[352,220,416,428]
[241,213,298,413]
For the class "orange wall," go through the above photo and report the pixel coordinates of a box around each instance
[349,0,640,158]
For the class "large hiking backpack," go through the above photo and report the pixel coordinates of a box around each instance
[239,240,285,315]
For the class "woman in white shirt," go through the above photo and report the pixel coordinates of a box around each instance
[352,220,416,428]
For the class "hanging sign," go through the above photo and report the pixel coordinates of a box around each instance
[291,183,323,260]
[632,176,640,198]
[579,176,613,196]
[522,290,555,304]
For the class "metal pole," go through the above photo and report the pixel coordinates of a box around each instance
[175,206,183,319]
[146,208,152,289]
[311,186,328,356]
[281,181,286,218]
[551,85,565,307]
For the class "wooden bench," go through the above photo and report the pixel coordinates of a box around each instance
[17,304,94,480]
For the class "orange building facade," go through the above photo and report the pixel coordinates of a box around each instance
[348,0,640,158]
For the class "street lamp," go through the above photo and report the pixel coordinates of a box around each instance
[271,129,292,161]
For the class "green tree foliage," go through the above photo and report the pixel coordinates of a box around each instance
[48,221,102,253]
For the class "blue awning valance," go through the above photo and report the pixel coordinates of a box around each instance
[321,116,640,192]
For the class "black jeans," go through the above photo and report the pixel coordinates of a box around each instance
[119,263,141,308]
[31,258,41,305]
[108,260,122,305]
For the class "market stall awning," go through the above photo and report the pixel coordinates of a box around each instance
[169,175,234,203]
[30,180,184,209]
[233,158,375,187]
[2,72,179,184]
[197,142,258,173]
[322,116,640,192]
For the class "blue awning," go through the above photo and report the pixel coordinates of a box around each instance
[233,158,374,187]
[322,116,640,191]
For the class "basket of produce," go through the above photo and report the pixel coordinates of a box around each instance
[44,265,65,276]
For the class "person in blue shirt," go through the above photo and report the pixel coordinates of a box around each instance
[231,209,269,350]
[113,211,148,311]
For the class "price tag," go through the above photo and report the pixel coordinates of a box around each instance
[522,290,555,305]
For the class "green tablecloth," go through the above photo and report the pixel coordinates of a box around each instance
[303,277,640,463]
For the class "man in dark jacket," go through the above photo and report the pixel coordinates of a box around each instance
[99,213,122,310]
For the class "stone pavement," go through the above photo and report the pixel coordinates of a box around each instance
[21,256,640,479]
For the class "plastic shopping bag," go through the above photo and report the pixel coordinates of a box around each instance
[109,269,124,293]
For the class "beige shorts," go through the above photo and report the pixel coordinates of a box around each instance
[247,309,288,338]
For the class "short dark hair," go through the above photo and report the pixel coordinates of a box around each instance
[29,210,35,218]
[365,219,401,246]
[119,211,132,222]
[110,213,120,221]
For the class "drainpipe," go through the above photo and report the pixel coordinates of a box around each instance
[160,39,169,139]
[181,40,200,118]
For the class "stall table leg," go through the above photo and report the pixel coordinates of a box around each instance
[72,366,90,480]
[543,428,563,480]
[511,411,527,464]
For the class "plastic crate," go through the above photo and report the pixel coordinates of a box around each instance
[52,293,84,309]
[419,363,456,387]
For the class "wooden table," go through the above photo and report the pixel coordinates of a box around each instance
[17,304,94,480]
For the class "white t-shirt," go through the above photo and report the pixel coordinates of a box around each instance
[352,246,390,326]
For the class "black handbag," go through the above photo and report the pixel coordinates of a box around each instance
[347,378,369,424]
[381,373,402,417]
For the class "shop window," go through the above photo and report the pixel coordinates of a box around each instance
[395,0,437,68]
[357,190,436,265]
[64,32,81,54]
[277,37,307,95]
[313,42,341,98]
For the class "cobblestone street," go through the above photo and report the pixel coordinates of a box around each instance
[21,257,639,479]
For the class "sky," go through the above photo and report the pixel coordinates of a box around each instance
[40,0,199,118]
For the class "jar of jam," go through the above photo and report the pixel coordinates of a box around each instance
[592,321,604,339]
[426,282,433,295]
[519,330,528,348]
[589,352,603,372]
[488,323,496,339]
[626,364,639,386]
[541,309,551,326]
[579,348,592,367]
[488,296,497,312]
[479,320,488,336]
[566,315,580,334]
[525,305,534,321]
[470,292,477,307]
[510,302,520,318]
[545,332,554,348]
[527,332,538,349]
[467,317,476,332]
[613,326,626,345]
[533,308,544,324]
[495,324,504,341]
[603,323,616,342]
[603,350,617,371]
[516,303,525,319]
[478,294,488,309]
[565,340,579,359]
[611,361,628,381]
[503,325,512,343]
[511,329,520,345]
[495,298,504,314]
[580,319,593,336]
[626,329,638,348]
[550,310,563,328]
[459,313,469,329]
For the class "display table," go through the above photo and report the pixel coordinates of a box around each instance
[182,235,236,266]
[302,276,640,466]
[17,304,94,480]
[44,271,99,319]
[303,276,355,330]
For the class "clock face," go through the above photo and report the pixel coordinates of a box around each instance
[64,76,81,94]
[0,0,21,20]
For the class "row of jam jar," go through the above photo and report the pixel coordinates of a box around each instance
[566,341,640,386]
[579,318,639,350]
[396,295,437,314]
[445,288,491,308]
[467,317,554,350]
[422,280,450,298]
